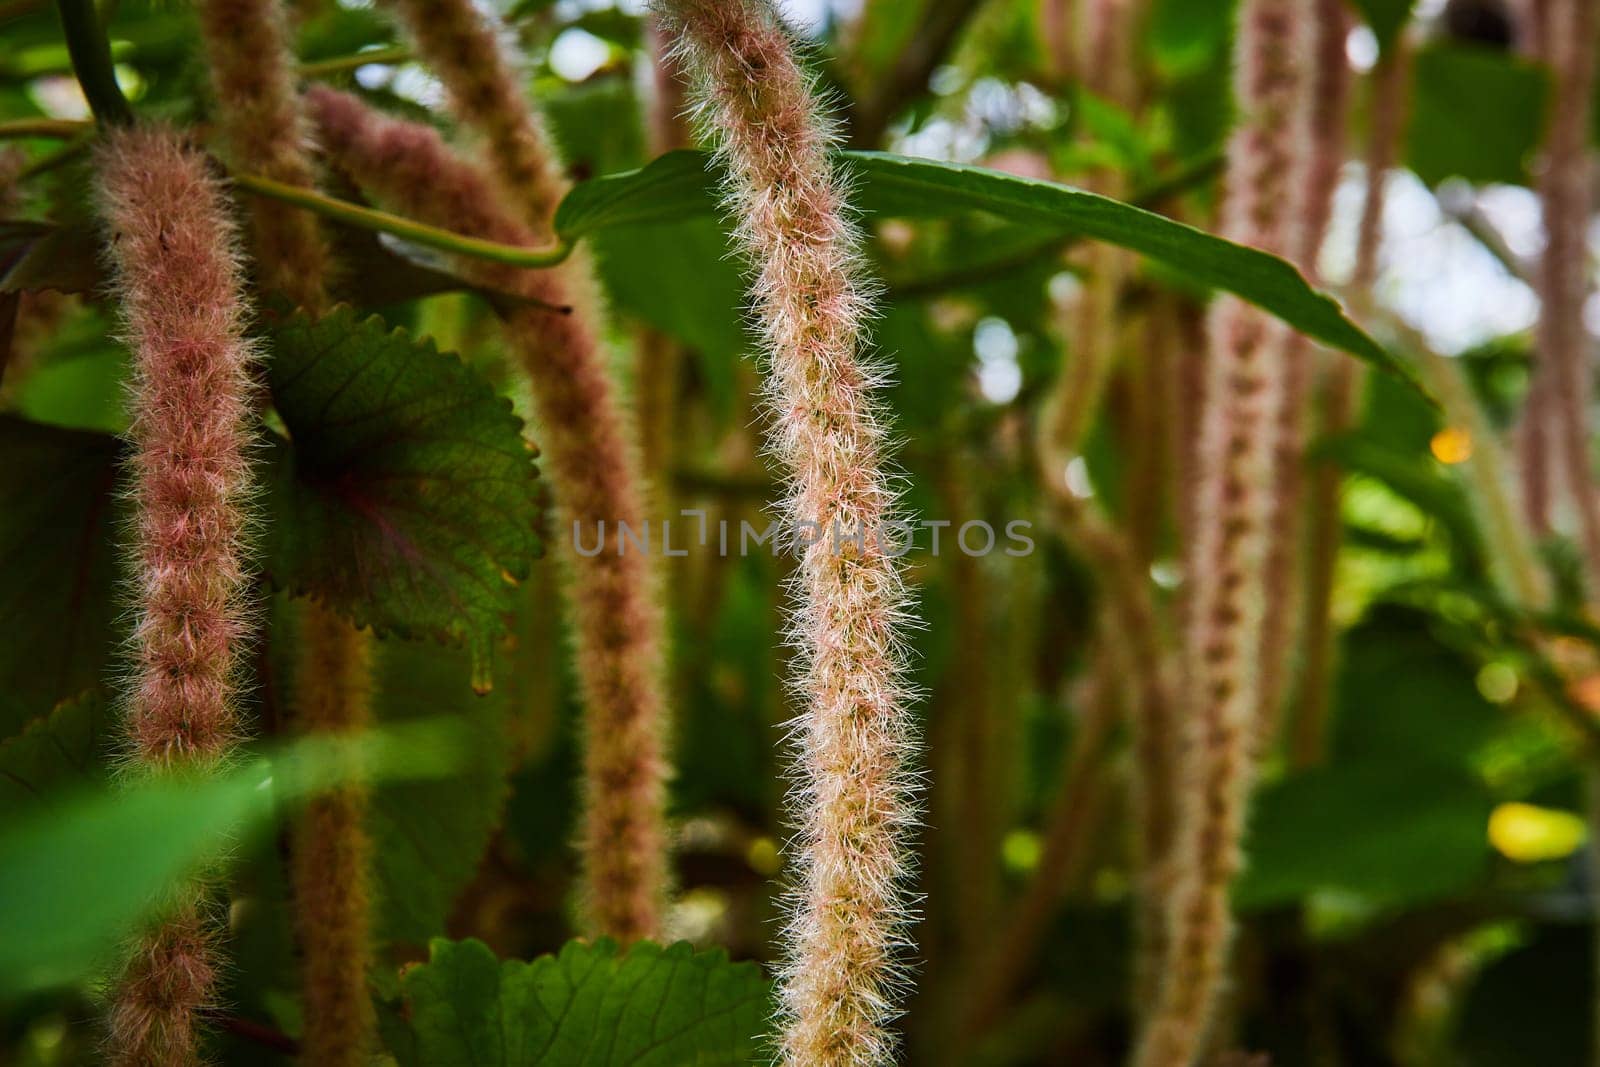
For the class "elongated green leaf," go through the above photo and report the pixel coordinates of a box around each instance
[264,306,544,682]
[553,150,1417,392]
[382,937,771,1066]
[0,720,464,997]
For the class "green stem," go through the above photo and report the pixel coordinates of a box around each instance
[55,0,132,126]
[300,45,413,78]
[0,118,92,139]
[232,173,572,269]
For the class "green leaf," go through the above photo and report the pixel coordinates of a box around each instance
[1235,759,1494,912]
[0,416,121,736]
[382,937,771,1066]
[1407,45,1548,187]
[369,636,512,945]
[554,151,1416,392]
[0,720,467,998]
[554,150,715,239]
[263,306,544,681]
[0,691,109,810]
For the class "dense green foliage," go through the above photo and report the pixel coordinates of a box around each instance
[1,0,1596,1063]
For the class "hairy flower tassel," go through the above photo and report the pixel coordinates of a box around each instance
[1133,2,1309,1063]
[196,0,331,308]
[97,124,258,1067]
[195,2,376,1057]
[659,2,919,1063]
[308,86,669,942]
[378,0,567,232]
[1256,0,1350,742]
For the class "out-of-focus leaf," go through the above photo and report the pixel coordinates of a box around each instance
[1407,45,1548,187]
[381,937,771,1066]
[1236,759,1494,912]
[0,416,121,736]
[1456,923,1592,1067]
[369,636,512,945]
[263,306,544,681]
[0,721,464,998]
[1332,608,1504,768]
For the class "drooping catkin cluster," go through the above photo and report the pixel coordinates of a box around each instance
[194,2,378,1057]
[378,0,566,233]
[1135,2,1308,1064]
[96,124,258,1066]
[1529,0,1600,583]
[1256,0,1349,742]
[291,602,375,1067]
[307,87,670,942]
[196,0,331,307]
[659,2,918,1062]
[1293,35,1409,767]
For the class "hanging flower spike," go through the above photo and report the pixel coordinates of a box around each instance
[658,2,919,1063]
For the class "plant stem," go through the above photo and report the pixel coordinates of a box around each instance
[0,118,92,139]
[55,0,132,125]
[301,44,413,78]
[231,173,571,268]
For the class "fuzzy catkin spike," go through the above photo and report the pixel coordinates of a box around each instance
[193,4,379,1057]
[1292,36,1409,768]
[1533,0,1600,585]
[196,0,331,308]
[378,0,567,232]
[96,124,259,1066]
[1256,0,1350,741]
[292,601,376,1067]
[1134,2,1308,1064]
[659,2,919,1063]
[307,87,670,942]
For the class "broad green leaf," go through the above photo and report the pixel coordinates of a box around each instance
[0,691,108,810]
[1236,759,1494,912]
[0,416,121,736]
[0,721,464,998]
[0,223,102,296]
[382,937,771,1066]
[554,151,1415,392]
[264,306,544,681]
[1407,45,1548,187]
[369,635,512,945]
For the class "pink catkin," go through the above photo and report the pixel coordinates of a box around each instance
[660,2,918,1063]
[379,0,567,233]
[1134,2,1308,1065]
[196,0,331,308]
[96,125,258,1066]
[1533,0,1600,584]
[1292,36,1409,768]
[307,87,669,942]
[1256,0,1350,740]
[195,2,378,1057]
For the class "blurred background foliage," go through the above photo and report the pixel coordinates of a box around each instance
[2,0,1599,1063]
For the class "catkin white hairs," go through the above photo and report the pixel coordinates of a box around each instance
[1134,1,1310,1063]
[97,123,258,1067]
[659,1,919,1062]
